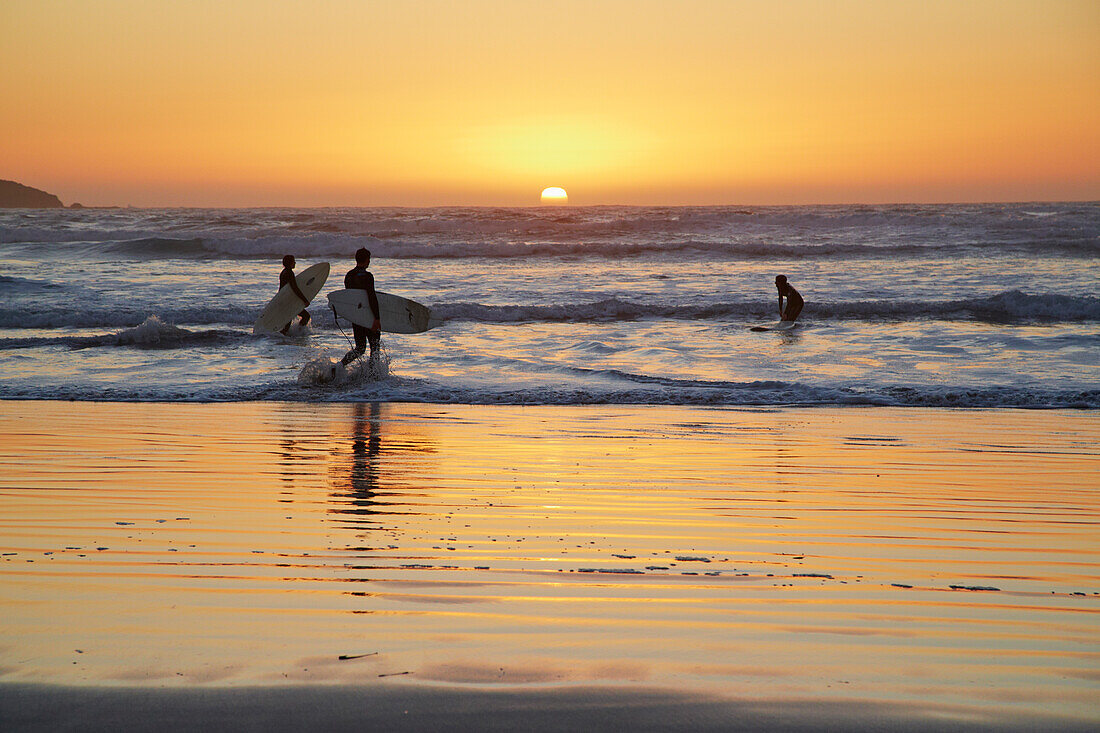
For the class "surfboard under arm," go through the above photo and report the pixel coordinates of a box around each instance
[253,262,330,335]
[327,289,432,334]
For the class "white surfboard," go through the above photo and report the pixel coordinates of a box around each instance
[253,262,330,335]
[327,289,432,334]
[750,320,799,332]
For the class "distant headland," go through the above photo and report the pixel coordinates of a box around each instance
[0,180,70,208]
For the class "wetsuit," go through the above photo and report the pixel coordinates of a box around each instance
[279,267,310,329]
[780,284,804,321]
[341,265,380,365]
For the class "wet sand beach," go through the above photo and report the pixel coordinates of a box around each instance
[1,402,1097,730]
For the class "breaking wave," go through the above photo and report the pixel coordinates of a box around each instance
[2,202,1097,259]
[2,291,1097,330]
[0,274,68,293]
[0,305,255,330]
[1,375,1095,409]
[432,291,1100,324]
[3,232,1096,260]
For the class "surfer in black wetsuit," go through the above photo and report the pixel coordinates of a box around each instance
[775,275,803,321]
[341,247,381,366]
[279,254,311,334]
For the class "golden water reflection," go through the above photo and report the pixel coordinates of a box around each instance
[323,402,438,536]
[0,402,1097,720]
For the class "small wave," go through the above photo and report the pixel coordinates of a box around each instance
[0,274,67,293]
[100,237,209,257]
[2,202,1096,259]
[78,316,249,349]
[109,316,193,346]
[434,298,658,323]
[0,321,244,351]
[2,290,1095,330]
[433,291,1100,325]
[7,234,1098,260]
[2,378,1095,409]
[966,291,1100,322]
[0,232,912,259]
[820,291,1100,322]
[0,306,256,330]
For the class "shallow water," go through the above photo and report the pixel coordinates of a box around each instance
[1,402,1096,720]
[1,204,1097,406]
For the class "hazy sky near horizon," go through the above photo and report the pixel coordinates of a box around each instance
[2,0,1098,207]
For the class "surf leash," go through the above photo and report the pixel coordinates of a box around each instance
[330,304,364,367]
[330,303,381,374]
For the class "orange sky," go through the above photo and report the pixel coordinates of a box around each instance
[1,0,1097,206]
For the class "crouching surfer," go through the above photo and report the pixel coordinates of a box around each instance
[279,254,312,334]
[775,275,804,322]
[340,247,381,369]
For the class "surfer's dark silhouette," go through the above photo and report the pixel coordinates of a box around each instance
[341,247,381,366]
[775,275,804,321]
[330,402,383,520]
[278,254,311,334]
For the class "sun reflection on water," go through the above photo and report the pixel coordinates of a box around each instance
[0,402,1097,716]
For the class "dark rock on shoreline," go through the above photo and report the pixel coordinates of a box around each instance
[0,180,64,208]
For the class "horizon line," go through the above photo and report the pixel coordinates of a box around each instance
[41,197,1100,210]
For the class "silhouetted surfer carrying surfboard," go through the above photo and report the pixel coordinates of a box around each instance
[340,247,381,368]
[278,255,312,335]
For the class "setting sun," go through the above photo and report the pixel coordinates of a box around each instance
[540,187,568,205]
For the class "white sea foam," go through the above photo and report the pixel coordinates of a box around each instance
[297,356,345,386]
[298,352,390,387]
[112,316,192,345]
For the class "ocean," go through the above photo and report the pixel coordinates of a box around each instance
[3,204,1100,724]
[1,202,1097,406]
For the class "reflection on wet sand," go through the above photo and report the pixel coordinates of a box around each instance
[330,402,384,523]
[325,402,437,533]
[0,402,1097,724]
